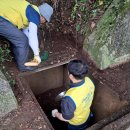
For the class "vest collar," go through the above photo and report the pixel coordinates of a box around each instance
[70,79,85,88]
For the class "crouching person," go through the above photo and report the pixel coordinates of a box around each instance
[52,59,95,130]
[0,0,53,71]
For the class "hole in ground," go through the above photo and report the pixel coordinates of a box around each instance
[24,65,70,129]
[36,87,68,130]
[23,64,128,130]
[35,87,95,130]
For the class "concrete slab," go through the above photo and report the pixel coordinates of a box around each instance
[0,71,17,118]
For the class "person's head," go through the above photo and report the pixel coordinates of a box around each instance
[67,59,88,82]
[38,3,53,24]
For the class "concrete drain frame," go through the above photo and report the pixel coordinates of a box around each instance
[20,61,130,130]
[21,61,70,130]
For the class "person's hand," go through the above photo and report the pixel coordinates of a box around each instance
[52,109,58,117]
[34,55,41,64]
[24,55,41,67]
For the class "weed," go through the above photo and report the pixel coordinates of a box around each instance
[0,41,15,87]
[71,0,113,35]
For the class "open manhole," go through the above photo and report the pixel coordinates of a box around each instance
[24,64,70,130]
[23,63,130,130]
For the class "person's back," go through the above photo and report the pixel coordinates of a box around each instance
[0,0,30,29]
[65,76,95,126]
[0,0,53,71]
[52,59,95,130]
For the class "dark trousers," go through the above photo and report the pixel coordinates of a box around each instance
[0,17,29,70]
[68,113,93,130]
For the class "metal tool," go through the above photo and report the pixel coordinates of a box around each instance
[55,91,66,101]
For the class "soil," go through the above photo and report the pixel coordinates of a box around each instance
[1,1,130,130]
[1,36,130,130]
[38,32,78,68]
[0,33,79,130]
[0,68,53,130]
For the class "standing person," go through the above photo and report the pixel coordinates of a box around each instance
[52,59,95,130]
[0,0,53,71]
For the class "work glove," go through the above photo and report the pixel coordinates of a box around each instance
[33,55,41,63]
[24,55,41,67]
[52,109,58,117]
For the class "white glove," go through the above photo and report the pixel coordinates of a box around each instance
[52,109,58,117]
[34,55,41,63]
[24,55,41,67]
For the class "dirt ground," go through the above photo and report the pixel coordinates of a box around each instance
[0,33,78,130]
[1,11,130,130]
[1,1,130,129]
[0,67,53,130]
[1,31,130,130]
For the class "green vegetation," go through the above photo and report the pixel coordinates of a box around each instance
[96,0,130,48]
[0,48,12,64]
[84,0,130,69]
[1,65,15,86]
[71,0,113,35]
[0,42,15,86]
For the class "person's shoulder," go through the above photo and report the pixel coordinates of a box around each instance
[26,5,40,25]
[62,96,76,109]
[85,77,93,82]
[85,77,95,87]
[62,95,74,103]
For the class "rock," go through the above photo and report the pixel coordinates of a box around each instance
[84,0,130,70]
[92,84,128,122]
[0,71,18,118]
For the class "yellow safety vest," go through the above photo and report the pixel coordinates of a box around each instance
[0,0,39,29]
[65,77,95,125]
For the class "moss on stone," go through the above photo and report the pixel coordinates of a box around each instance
[84,0,130,69]
[95,0,130,48]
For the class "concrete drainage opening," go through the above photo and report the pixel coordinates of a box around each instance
[24,64,71,130]
[23,64,129,130]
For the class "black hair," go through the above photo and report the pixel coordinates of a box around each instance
[67,59,88,80]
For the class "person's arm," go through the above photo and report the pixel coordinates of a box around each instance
[22,27,29,37]
[28,22,39,56]
[23,5,41,66]
[52,96,76,122]
[26,5,40,56]
[22,23,39,55]
[52,109,69,122]
[22,23,41,66]
[55,112,68,121]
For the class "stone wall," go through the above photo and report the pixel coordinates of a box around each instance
[84,0,130,70]
[0,71,17,118]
